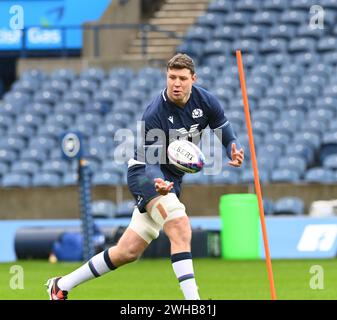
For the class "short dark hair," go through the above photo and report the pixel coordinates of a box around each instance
[167,53,195,75]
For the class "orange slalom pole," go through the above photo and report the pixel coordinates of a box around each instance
[236,50,277,300]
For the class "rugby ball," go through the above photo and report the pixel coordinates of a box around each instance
[167,140,205,173]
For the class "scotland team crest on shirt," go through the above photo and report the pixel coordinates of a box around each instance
[192,108,203,118]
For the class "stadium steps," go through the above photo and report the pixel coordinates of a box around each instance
[125,0,211,61]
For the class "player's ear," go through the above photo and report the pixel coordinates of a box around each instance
[191,73,197,83]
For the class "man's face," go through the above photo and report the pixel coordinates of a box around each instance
[166,68,196,106]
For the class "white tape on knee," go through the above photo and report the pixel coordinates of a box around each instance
[150,193,186,227]
[129,207,160,243]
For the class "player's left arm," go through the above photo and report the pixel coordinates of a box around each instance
[207,94,244,167]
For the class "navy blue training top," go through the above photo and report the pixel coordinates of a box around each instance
[132,85,241,178]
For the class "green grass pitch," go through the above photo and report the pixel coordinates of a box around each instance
[1,258,337,300]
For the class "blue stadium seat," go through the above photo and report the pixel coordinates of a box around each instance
[208,0,233,13]
[263,0,289,11]
[181,171,208,184]
[277,155,307,174]
[92,171,122,186]
[273,118,298,136]
[0,161,9,176]
[225,11,253,26]
[288,37,316,53]
[75,112,102,127]
[62,171,78,186]
[279,10,307,25]
[252,10,280,26]
[271,168,301,183]
[293,131,321,150]
[329,119,337,131]
[84,101,112,115]
[251,64,276,81]
[2,173,31,188]
[38,124,67,140]
[121,89,147,105]
[269,24,297,40]
[252,109,278,124]
[273,197,304,215]
[115,200,135,218]
[258,97,284,112]
[92,200,117,219]
[101,78,125,95]
[42,79,68,95]
[11,160,40,175]
[0,114,15,128]
[280,109,305,123]
[287,96,313,112]
[71,79,99,95]
[0,136,26,152]
[8,124,35,140]
[264,131,292,148]
[32,172,62,187]
[256,155,277,172]
[213,87,234,103]
[54,102,82,117]
[293,52,320,66]
[89,135,114,151]
[197,12,225,28]
[80,67,105,82]
[297,23,326,40]
[16,113,44,128]
[41,160,69,175]
[46,113,74,128]
[299,118,325,135]
[302,74,327,89]
[33,89,59,105]
[105,112,133,128]
[265,52,292,67]
[280,63,305,76]
[203,40,231,57]
[4,91,31,106]
[320,131,337,162]
[236,0,262,12]
[232,39,259,54]
[285,142,314,164]
[28,136,57,152]
[322,51,337,65]
[176,41,204,61]
[308,63,333,77]
[211,169,240,185]
[185,25,213,42]
[251,120,271,136]
[109,67,134,82]
[305,167,335,183]
[317,36,337,53]
[0,149,17,164]
[63,90,90,105]
[101,161,125,175]
[21,69,45,81]
[0,102,23,117]
[265,84,291,100]
[50,68,76,83]
[20,148,48,164]
[26,102,53,117]
[213,25,241,41]
[307,108,335,122]
[322,154,337,170]
[259,38,288,54]
[240,168,269,184]
[12,79,40,94]
[96,123,120,136]
[294,84,321,100]
[257,144,283,159]
[246,75,270,89]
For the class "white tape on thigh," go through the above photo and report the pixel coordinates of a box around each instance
[129,207,160,243]
[150,193,186,227]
